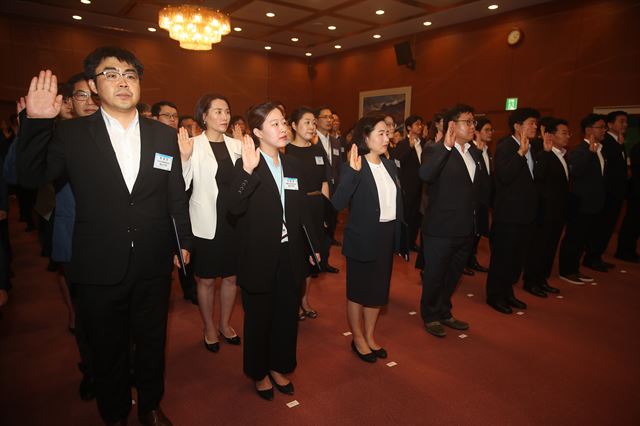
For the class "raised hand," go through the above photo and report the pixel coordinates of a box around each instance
[177,127,194,162]
[241,134,260,174]
[232,123,243,140]
[542,131,553,152]
[443,121,456,149]
[517,129,530,156]
[16,97,26,115]
[26,70,63,119]
[348,143,361,171]
[588,134,600,153]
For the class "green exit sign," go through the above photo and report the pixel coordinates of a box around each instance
[505,97,518,111]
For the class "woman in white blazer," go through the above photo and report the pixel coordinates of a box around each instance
[179,94,243,353]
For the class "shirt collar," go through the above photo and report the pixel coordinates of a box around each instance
[607,131,619,142]
[511,134,521,146]
[317,131,330,144]
[100,107,139,132]
[455,142,471,154]
[259,149,281,168]
[551,146,566,156]
[473,140,488,152]
[583,139,602,152]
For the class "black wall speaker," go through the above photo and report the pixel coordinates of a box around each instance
[394,41,415,70]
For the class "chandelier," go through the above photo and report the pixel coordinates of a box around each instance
[158,4,231,51]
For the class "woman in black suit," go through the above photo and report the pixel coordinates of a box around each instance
[228,101,320,401]
[332,115,407,363]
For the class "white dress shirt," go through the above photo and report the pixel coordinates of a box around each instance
[551,146,569,180]
[414,137,422,164]
[584,139,604,175]
[446,142,476,182]
[367,160,397,222]
[473,141,491,175]
[101,108,141,193]
[317,131,332,165]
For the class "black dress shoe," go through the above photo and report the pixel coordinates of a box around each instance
[506,296,527,309]
[79,372,95,401]
[583,261,608,272]
[323,264,340,273]
[220,332,241,345]
[255,385,274,401]
[462,268,475,276]
[524,286,547,298]
[351,341,377,363]
[602,261,615,269]
[138,407,172,426]
[269,373,294,395]
[541,283,560,293]
[371,347,388,359]
[424,321,447,337]
[488,301,513,314]
[441,317,469,330]
[203,337,219,353]
[303,309,318,319]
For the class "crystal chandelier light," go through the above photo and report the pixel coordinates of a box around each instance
[158,4,231,51]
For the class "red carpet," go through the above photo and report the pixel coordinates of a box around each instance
[1,207,639,425]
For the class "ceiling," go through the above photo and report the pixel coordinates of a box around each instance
[0,0,553,57]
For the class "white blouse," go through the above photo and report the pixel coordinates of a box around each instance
[367,160,397,222]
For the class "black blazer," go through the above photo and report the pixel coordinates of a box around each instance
[601,133,628,200]
[320,134,344,194]
[492,135,538,224]
[420,143,481,237]
[567,141,605,215]
[391,137,424,204]
[228,154,318,294]
[331,157,406,262]
[533,150,569,223]
[16,112,192,285]
[469,144,493,236]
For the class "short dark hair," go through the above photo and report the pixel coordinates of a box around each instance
[58,83,73,100]
[247,101,284,145]
[606,110,628,124]
[151,101,178,118]
[289,106,316,136]
[539,115,554,130]
[136,103,151,114]
[179,115,194,124]
[230,115,245,127]
[545,118,569,134]
[193,94,230,130]
[83,46,143,81]
[315,106,332,117]
[353,114,386,155]
[405,115,423,130]
[508,107,540,134]
[443,104,475,131]
[66,72,88,92]
[475,116,492,132]
[580,113,606,132]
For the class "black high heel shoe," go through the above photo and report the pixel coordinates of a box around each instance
[219,331,241,345]
[351,341,376,363]
[255,385,274,401]
[371,347,388,359]
[269,373,294,395]
[203,336,219,353]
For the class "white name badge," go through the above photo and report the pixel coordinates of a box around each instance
[333,148,340,156]
[315,156,324,165]
[340,147,345,153]
[283,177,299,190]
[154,153,173,171]
[394,159,401,168]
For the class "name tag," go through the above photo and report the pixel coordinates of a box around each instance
[315,156,325,165]
[153,153,173,171]
[340,147,345,153]
[283,177,299,191]
[394,159,401,168]
[333,148,340,156]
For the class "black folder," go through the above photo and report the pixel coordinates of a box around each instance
[302,224,322,271]
[171,216,187,277]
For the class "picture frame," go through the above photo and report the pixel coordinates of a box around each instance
[358,86,412,130]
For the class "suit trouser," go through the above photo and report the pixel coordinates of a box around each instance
[486,221,533,303]
[616,196,640,257]
[584,194,624,264]
[558,213,598,275]
[405,190,422,247]
[523,218,565,287]
[0,219,10,290]
[63,265,93,376]
[241,243,301,381]
[75,252,171,423]
[420,234,473,323]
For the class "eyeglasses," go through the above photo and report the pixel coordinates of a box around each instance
[590,125,606,129]
[94,69,139,82]
[159,113,179,120]
[72,90,97,102]
[455,119,477,128]
[317,115,333,120]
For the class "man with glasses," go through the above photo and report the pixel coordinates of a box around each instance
[152,101,179,130]
[68,73,99,117]
[419,104,481,337]
[558,114,607,285]
[17,47,191,426]
[486,108,540,314]
[522,118,570,296]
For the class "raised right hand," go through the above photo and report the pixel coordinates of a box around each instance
[232,123,243,140]
[348,143,361,171]
[443,121,456,149]
[542,132,553,152]
[178,127,194,162]
[588,134,600,153]
[241,134,260,174]
[26,70,63,119]
[517,129,530,156]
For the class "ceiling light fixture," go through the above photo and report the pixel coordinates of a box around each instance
[328,25,336,30]
[423,21,432,26]
[233,27,242,32]
[147,27,157,32]
[375,10,385,15]
[159,5,231,51]
[291,37,299,42]
[488,4,499,10]
[305,52,312,56]
[266,12,275,17]
[264,46,272,50]
[373,34,381,39]
[80,0,91,4]
[334,44,341,49]
[72,15,82,20]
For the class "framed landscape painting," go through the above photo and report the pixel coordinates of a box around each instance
[359,86,412,130]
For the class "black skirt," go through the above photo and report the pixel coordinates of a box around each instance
[346,220,395,306]
[192,212,238,279]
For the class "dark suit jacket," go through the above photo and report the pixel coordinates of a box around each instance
[492,135,538,225]
[16,112,192,285]
[391,137,424,208]
[319,134,344,194]
[533,149,569,223]
[567,141,605,215]
[228,154,318,293]
[469,144,493,235]
[601,133,628,200]
[0,155,7,213]
[331,157,406,262]
[420,143,482,237]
